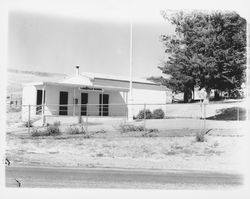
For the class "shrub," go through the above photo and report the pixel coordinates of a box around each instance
[31,124,61,137]
[31,128,44,137]
[65,126,85,135]
[46,125,61,136]
[136,109,152,119]
[119,124,144,133]
[152,108,165,119]
[195,132,206,142]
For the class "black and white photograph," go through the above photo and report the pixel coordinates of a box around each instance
[0,0,250,198]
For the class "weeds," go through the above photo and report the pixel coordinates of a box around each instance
[46,125,61,135]
[211,141,219,148]
[118,123,159,137]
[119,124,144,133]
[30,128,43,137]
[96,153,104,157]
[83,134,92,139]
[65,126,85,135]
[31,124,61,137]
[170,143,184,150]
[195,131,206,142]
[142,128,159,137]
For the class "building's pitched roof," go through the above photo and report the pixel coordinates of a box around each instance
[60,72,159,85]
[22,71,167,92]
[60,74,93,86]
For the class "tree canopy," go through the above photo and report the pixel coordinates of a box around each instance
[157,11,246,102]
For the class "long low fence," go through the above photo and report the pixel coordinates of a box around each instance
[22,102,208,121]
[20,100,247,135]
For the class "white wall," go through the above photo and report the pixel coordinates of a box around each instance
[21,85,37,121]
[131,88,171,117]
[45,85,77,116]
[22,81,171,120]
[94,78,172,117]
[103,90,127,116]
[43,85,127,117]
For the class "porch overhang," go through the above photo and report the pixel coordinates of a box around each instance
[22,81,130,92]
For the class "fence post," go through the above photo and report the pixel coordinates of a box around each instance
[28,104,31,135]
[203,104,206,129]
[42,104,45,126]
[237,107,240,121]
[86,114,88,134]
[79,114,82,124]
[123,104,126,123]
[200,100,203,119]
[143,104,146,132]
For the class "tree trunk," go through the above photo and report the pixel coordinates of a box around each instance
[205,88,211,103]
[184,88,192,103]
[192,87,195,100]
[214,90,220,100]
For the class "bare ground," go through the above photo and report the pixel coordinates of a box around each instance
[5,107,247,173]
[6,129,245,173]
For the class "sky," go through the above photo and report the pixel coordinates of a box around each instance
[7,0,250,79]
[8,10,175,78]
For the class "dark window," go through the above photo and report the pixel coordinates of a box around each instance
[59,91,68,115]
[36,90,45,114]
[99,94,109,116]
[81,93,88,116]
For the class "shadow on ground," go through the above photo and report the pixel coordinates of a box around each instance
[206,107,246,121]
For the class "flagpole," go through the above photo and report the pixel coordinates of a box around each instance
[128,22,133,121]
[129,23,133,99]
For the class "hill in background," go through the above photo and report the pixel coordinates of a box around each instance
[7,68,67,97]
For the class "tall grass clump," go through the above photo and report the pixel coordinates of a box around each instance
[30,128,43,137]
[195,132,206,142]
[65,126,85,135]
[31,124,61,137]
[142,128,159,137]
[119,123,144,133]
[46,125,61,136]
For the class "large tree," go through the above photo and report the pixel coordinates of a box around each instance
[157,11,246,102]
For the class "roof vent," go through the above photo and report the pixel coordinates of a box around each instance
[75,66,80,76]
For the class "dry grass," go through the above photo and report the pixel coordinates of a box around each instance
[6,132,244,172]
[5,106,245,172]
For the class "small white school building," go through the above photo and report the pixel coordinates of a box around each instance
[21,66,172,123]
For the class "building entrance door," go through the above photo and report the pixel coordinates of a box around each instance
[81,93,88,116]
[59,91,68,115]
[99,94,109,116]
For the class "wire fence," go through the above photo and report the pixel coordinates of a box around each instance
[6,99,22,112]
[21,101,246,135]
